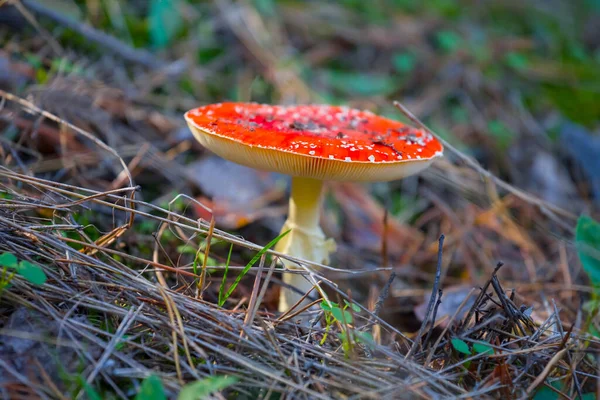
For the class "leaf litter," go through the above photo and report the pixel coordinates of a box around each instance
[0,1,600,398]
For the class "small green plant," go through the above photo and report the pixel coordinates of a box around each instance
[149,0,183,49]
[217,244,234,307]
[0,267,16,297]
[451,337,471,356]
[320,300,354,344]
[217,230,290,307]
[0,252,47,295]
[575,215,600,338]
[532,379,597,400]
[435,30,462,53]
[136,375,167,400]
[392,51,417,74]
[178,375,238,400]
[450,337,494,371]
[487,120,516,151]
[320,300,372,357]
[451,337,494,356]
[79,377,102,400]
[575,215,600,287]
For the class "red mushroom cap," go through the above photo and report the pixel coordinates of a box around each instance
[185,102,443,182]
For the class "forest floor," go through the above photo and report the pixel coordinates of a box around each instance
[1,0,600,399]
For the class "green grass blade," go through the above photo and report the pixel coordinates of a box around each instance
[191,247,201,276]
[178,375,238,400]
[219,230,290,307]
[218,243,234,307]
[135,375,167,400]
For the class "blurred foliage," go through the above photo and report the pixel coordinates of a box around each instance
[0,252,47,286]
[576,215,600,287]
[149,0,183,48]
[135,375,167,400]
[49,0,598,136]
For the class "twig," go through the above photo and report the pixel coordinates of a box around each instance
[423,289,443,349]
[425,288,477,365]
[524,349,567,397]
[381,208,389,269]
[364,271,396,342]
[82,305,144,388]
[242,254,266,334]
[459,262,503,332]
[250,258,278,326]
[406,234,445,358]
[392,101,577,223]
[373,271,396,318]
[552,300,582,399]
[198,214,216,298]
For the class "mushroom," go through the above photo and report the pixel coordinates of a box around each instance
[185,103,443,314]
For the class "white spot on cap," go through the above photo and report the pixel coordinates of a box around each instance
[368,155,375,162]
[345,157,352,162]
[309,150,315,155]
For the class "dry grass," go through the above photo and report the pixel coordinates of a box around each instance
[1,1,600,398]
[0,88,597,399]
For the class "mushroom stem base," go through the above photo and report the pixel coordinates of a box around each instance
[276,177,336,314]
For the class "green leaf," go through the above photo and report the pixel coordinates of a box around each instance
[320,300,338,312]
[504,52,529,71]
[16,261,47,285]
[392,52,417,73]
[343,300,361,313]
[177,245,198,255]
[330,307,353,324]
[581,394,597,400]
[252,0,276,16]
[533,380,564,400]
[326,71,398,97]
[575,215,600,286]
[0,253,18,268]
[218,244,234,306]
[435,30,462,53]
[472,342,493,355]
[533,385,558,400]
[149,0,182,49]
[354,330,374,346]
[136,375,167,400]
[545,84,600,128]
[81,381,102,400]
[219,230,290,307]
[178,376,238,400]
[487,120,515,151]
[451,338,471,355]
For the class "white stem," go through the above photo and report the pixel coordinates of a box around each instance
[275,177,336,314]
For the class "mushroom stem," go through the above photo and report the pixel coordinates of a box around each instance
[276,176,336,313]
[288,176,323,230]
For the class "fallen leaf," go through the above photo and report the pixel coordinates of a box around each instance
[331,182,423,255]
[414,285,474,328]
[187,156,286,229]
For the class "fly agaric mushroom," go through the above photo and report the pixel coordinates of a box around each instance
[185,103,443,313]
